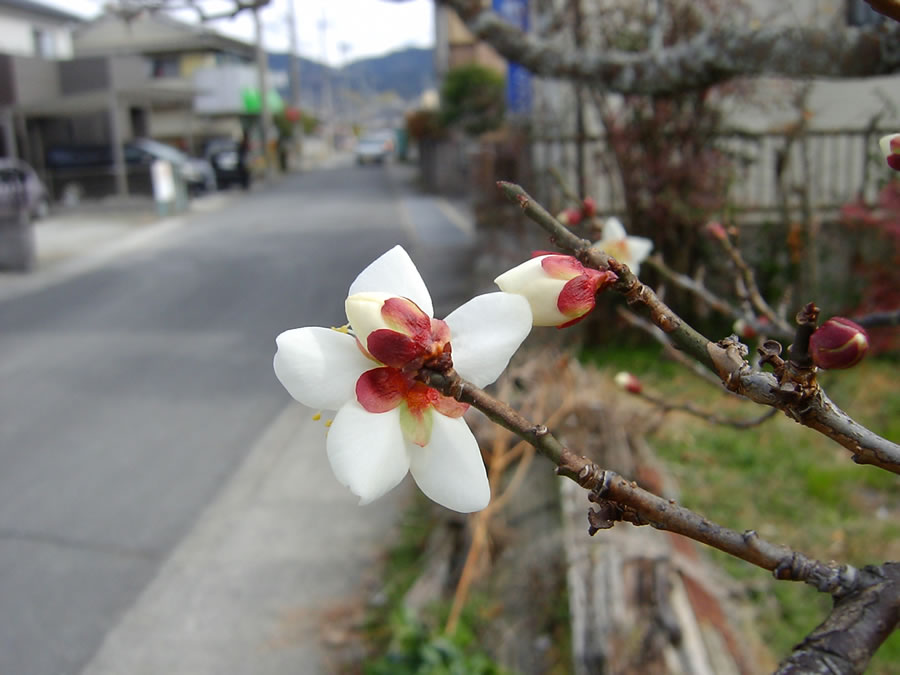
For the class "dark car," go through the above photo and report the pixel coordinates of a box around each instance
[45,139,216,197]
[204,138,247,189]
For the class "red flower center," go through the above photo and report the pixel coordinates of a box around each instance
[354,296,468,445]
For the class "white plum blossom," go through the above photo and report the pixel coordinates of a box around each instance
[594,217,654,275]
[273,245,532,513]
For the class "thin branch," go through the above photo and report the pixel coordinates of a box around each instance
[774,563,900,675]
[497,180,900,474]
[853,307,900,328]
[864,0,900,23]
[711,228,792,334]
[616,306,725,388]
[644,254,743,320]
[629,388,779,429]
[419,368,858,594]
[418,367,899,672]
[437,0,900,95]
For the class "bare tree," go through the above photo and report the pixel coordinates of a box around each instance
[435,0,900,95]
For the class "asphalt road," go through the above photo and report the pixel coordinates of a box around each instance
[0,161,474,675]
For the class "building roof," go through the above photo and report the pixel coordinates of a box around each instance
[73,11,254,59]
[0,0,85,23]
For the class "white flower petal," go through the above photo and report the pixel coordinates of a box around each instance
[274,327,373,410]
[624,236,654,275]
[327,401,410,504]
[445,292,532,387]
[602,217,628,241]
[345,292,391,348]
[879,133,898,158]
[494,258,569,327]
[493,256,546,290]
[348,245,433,317]
[408,414,489,513]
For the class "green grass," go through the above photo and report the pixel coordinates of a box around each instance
[363,498,511,674]
[585,346,900,672]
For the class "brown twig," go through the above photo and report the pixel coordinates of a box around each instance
[630,388,779,429]
[419,367,899,672]
[864,0,900,23]
[615,307,726,388]
[419,369,862,593]
[644,255,740,319]
[712,227,792,335]
[853,307,900,329]
[497,180,900,475]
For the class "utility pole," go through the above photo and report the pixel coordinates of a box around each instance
[287,0,301,108]
[286,0,302,167]
[318,11,334,151]
[253,4,272,177]
[571,0,586,198]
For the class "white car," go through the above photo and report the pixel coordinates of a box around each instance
[355,134,394,165]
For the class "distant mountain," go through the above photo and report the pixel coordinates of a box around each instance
[268,47,434,109]
[343,47,435,100]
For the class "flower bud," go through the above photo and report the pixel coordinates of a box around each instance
[345,292,436,357]
[705,221,728,241]
[878,133,900,171]
[614,371,642,394]
[494,255,617,328]
[557,208,583,227]
[582,197,597,218]
[733,316,769,340]
[809,317,869,370]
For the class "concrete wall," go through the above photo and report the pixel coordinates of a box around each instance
[0,6,75,59]
[12,55,60,104]
[59,56,110,94]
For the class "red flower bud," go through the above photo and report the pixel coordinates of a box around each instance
[809,317,869,370]
[879,134,900,172]
[582,197,597,218]
[614,372,642,394]
[705,221,728,241]
[557,208,583,227]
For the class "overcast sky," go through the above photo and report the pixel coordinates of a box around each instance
[37,0,435,65]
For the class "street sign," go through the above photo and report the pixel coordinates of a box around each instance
[492,0,531,114]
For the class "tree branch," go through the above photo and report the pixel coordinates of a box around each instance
[437,0,900,95]
[865,0,900,23]
[497,180,900,474]
[418,367,899,672]
[775,563,900,675]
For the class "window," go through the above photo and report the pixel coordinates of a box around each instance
[32,28,55,59]
[847,0,886,26]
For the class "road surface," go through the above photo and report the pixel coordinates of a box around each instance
[0,160,474,674]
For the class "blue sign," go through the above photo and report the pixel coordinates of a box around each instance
[492,0,531,114]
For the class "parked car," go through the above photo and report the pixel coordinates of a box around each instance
[0,158,49,219]
[45,138,216,196]
[355,133,394,165]
[128,138,216,195]
[204,138,245,189]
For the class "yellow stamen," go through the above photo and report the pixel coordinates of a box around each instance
[330,323,351,334]
[312,412,322,421]
[324,419,333,428]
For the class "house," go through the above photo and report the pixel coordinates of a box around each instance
[0,0,82,159]
[72,11,263,152]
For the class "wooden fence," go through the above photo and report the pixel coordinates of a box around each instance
[530,128,893,220]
